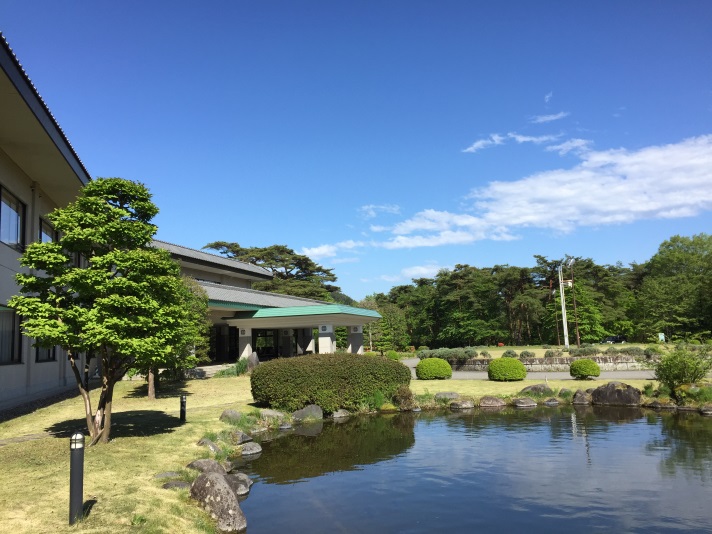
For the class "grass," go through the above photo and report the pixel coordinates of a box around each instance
[0,369,659,533]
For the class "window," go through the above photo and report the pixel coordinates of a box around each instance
[39,218,56,243]
[0,307,22,364]
[36,343,57,363]
[0,188,25,250]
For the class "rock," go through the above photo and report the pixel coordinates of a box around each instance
[154,471,181,479]
[292,404,323,421]
[220,410,243,424]
[190,472,247,533]
[224,473,251,496]
[187,459,226,475]
[435,392,460,401]
[559,388,572,397]
[519,384,554,396]
[700,405,712,416]
[332,409,350,419]
[197,438,222,454]
[572,389,592,405]
[163,480,190,490]
[228,471,253,489]
[512,397,537,408]
[240,442,263,457]
[260,408,286,422]
[591,382,641,407]
[279,422,293,431]
[543,398,560,406]
[227,430,253,445]
[479,396,506,408]
[247,352,260,371]
[449,399,475,409]
[294,421,324,437]
[412,407,422,412]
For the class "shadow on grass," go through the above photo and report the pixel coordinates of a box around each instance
[83,499,97,519]
[124,380,192,399]
[45,409,183,439]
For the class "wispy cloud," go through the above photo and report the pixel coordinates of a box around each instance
[301,240,364,260]
[544,91,553,104]
[508,132,560,144]
[379,262,447,283]
[462,133,505,153]
[530,111,569,124]
[379,135,712,248]
[546,138,592,155]
[358,204,401,219]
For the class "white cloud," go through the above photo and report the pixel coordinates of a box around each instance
[530,111,569,123]
[462,133,505,153]
[378,135,712,248]
[301,240,364,259]
[369,224,389,233]
[378,262,447,284]
[544,91,553,104]
[546,138,593,155]
[358,204,401,219]
[508,132,560,144]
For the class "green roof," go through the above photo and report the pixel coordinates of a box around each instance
[227,304,381,320]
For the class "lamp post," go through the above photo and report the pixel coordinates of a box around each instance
[558,264,570,350]
[69,431,85,525]
[568,258,581,348]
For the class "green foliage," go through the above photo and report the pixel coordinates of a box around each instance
[487,358,526,381]
[544,349,563,358]
[480,350,491,358]
[642,382,655,396]
[569,358,601,379]
[392,385,416,410]
[502,349,519,358]
[213,359,248,378]
[644,345,664,358]
[652,346,712,399]
[415,358,452,380]
[519,350,536,359]
[417,347,479,363]
[250,354,411,413]
[569,346,600,357]
[386,350,400,361]
[617,346,645,357]
[362,390,386,411]
[417,346,430,351]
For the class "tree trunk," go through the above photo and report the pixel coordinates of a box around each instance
[148,367,156,400]
[67,350,99,443]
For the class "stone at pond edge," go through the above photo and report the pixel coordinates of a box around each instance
[544,398,560,406]
[591,382,641,407]
[700,405,712,416]
[260,408,286,422]
[512,397,537,408]
[572,389,592,405]
[228,430,253,445]
[450,399,475,410]
[292,404,323,421]
[220,409,243,424]
[224,473,251,496]
[191,472,247,533]
[520,384,554,396]
[479,396,506,408]
[197,437,222,454]
[435,392,460,401]
[187,459,227,475]
[163,480,190,490]
[558,388,572,397]
[241,442,262,457]
[332,409,350,419]
[279,422,293,431]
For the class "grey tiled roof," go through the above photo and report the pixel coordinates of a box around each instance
[199,281,326,308]
[153,240,273,280]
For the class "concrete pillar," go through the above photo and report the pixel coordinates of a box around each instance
[296,328,314,355]
[279,329,294,357]
[238,327,253,361]
[347,325,364,354]
[318,324,336,354]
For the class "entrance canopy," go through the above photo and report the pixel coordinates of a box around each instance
[222,304,380,329]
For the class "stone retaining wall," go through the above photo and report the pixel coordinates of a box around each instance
[451,356,648,372]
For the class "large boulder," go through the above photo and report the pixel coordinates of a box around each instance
[512,397,537,408]
[187,459,226,475]
[190,472,247,533]
[227,430,253,445]
[220,410,243,424]
[591,382,641,407]
[292,404,323,422]
[435,392,460,401]
[197,438,222,454]
[332,409,350,419]
[479,396,506,408]
[450,398,475,410]
[572,389,592,405]
[240,442,263,457]
[519,384,554,396]
[224,473,252,497]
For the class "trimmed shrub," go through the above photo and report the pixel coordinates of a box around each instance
[652,346,712,399]
[569,346,600,357]
[569,358,601,379]
[415,358,452,380]
[502,349,519,358]
[617,346,644,357]
[519,350,536,359]
[480,350,491,359]
[250,353,411,413]
[213,358,248,378]
[488,358,526,381]
[417,347,479,363]
[386,350,400,361]
[392,384,416,410]
[417,346,430,352]
[544,349,562,358]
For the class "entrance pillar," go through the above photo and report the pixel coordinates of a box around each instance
[347,325,364,354]
[238,327,253,360]
[318,324,336,354]
[296,328,314,354]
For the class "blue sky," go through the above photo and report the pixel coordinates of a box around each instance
[2,1,711,300]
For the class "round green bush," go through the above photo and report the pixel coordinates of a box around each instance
[488,358,526,381]
[519,350,536,359]
[569,358,601,379]
[250,353,411,412]
[415,358,452,380]
[386,350,400,361]
[502,349,519,358]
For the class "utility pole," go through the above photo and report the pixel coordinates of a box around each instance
[569,259,581,348]
[558,264,570,349]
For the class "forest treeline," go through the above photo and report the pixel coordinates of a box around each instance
[360,234,712,349]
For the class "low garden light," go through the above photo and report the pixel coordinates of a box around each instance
[69,431,85,525]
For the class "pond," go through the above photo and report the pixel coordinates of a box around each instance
[235,407,712,533]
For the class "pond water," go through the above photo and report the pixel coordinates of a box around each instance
[235,407,712,533]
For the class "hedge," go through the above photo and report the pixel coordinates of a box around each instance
[415,358,452,380]
[569,358,601,379]
[487,358,526,381]
[250,353,411,413]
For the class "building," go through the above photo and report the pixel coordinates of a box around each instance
[0,33,378,411]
